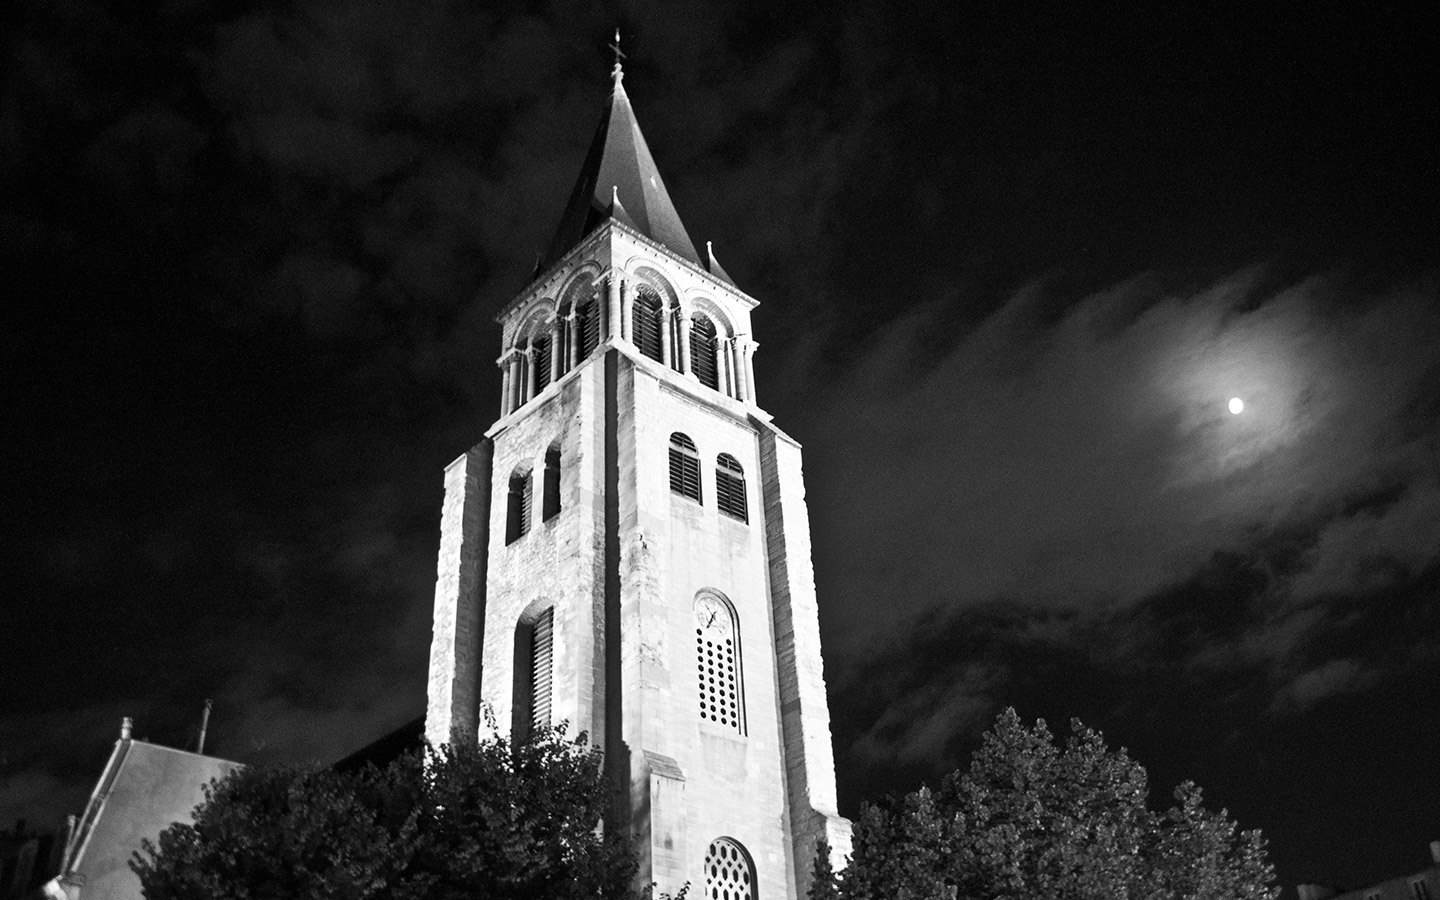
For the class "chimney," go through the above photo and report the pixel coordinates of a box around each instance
[120,717,133,740]
[1430,840,1440,865]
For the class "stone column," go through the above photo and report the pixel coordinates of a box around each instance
[566,312,580,368]
[620,280,632,343]
[499,354,513,414]
[719,337,734,398]
[732,338,748,402]
[607,275,622,342]
[742,339,757,406]
[660,304,674,368]
[521,347,534,404]
[677,311,693,377]
[550,317,564,383]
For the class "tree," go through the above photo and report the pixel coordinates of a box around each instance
[813,709,1277,900]
[133,725,637,899]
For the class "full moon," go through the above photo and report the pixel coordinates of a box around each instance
[1228,397,1245,415]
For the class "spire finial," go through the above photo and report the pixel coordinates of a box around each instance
[610,29,626,86]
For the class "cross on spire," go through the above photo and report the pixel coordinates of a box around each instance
[610,29,626,85]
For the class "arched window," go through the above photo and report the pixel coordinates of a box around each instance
[532,334,552,393]
[690,314,719,390]
[633,286,664,362]
[694,592,744,733]
[578,299,601,358]
[542,443,561,521]
[506,469,533,544]
[715,454,747,522]
[704,837,755,900]
[512,606,554,742]
[669,433,701,502]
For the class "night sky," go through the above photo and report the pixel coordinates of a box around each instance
[3,1,1437,894]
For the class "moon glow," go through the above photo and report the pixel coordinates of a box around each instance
[1228,397,1245,415]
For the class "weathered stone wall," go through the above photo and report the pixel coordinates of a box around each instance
[478,355,606,744]
[424,442,491,749]
[619,350,796,897]
[757,423,853,895]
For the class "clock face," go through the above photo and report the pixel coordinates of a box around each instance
[694,596,730,637]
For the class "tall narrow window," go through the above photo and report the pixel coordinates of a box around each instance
[669,433,701,502]
[695,593,743,733]
[715,454,747,522]
[506,470,532,544]
[633,286,664,362]
[542,443,561,521]
[532,335,551,393]
[513,606,554,742]
[704,838,755,900]
[530,607,554,733]
[690,314,719,390]
[579,300,600,357]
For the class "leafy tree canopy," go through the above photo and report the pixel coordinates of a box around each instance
[814,708,1278,900]
[132,725,639,900]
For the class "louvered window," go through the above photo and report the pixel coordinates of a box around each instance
[506,471,532,544]
[715,454,747,522]
[579,300,600,357]
[634,287,664,362]
[669,433,701,502]
[542,444,561,521]
[691,315,719,390]
[533,336,551,393]
[530,608,554,734]
[704,838,755,900]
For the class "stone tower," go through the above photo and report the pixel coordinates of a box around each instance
[424,58,851,898]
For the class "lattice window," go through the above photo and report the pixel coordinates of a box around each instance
[506,470,532,544]
[530,607,554,733]
[669,433,701,502]
[691,314,719,390]
[695,593,743,733]
[634,286,664,362]
[579,300,600,357]
[704,837,754,900]
[533,335,551,393]
[715,454,747,522]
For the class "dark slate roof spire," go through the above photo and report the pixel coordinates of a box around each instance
[540,36,704,271]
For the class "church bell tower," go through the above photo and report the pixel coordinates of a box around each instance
[425,51,851,898]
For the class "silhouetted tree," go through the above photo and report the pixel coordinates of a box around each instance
[811,708,1277,900]
[133,725,637,899]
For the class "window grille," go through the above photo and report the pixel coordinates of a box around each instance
[704,838,755,900]
[669,433,701,501]
[506,471,532,544]
[696,600,743,733]
[530,607,554,733]
[634,286,664,362]
[715,454,747,522]
[533,335,551,392]
[691,315,719,390]
[542,444,561,521]
[579,300,600,357]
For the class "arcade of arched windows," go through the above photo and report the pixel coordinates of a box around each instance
[500,270,758,414]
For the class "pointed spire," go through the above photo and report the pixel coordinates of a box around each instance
[539,35,704,272]
[609,185,638,230]
[706,240,736,287]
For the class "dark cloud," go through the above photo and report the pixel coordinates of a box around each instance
[3,0,1437,892]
